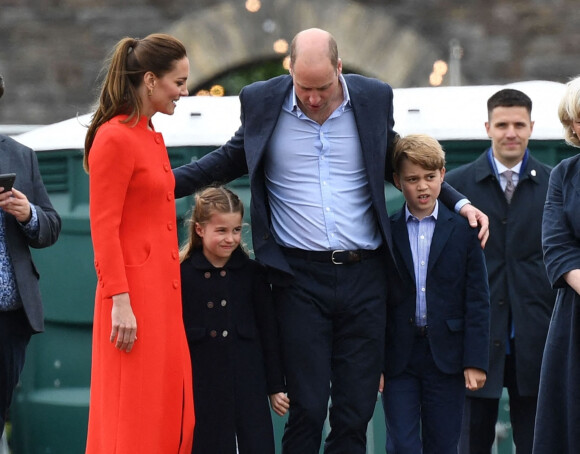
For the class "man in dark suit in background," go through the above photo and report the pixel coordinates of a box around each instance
[174,28,488,454]
[446,89,556,454]
[0,74,61,442]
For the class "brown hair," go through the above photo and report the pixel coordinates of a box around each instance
[83,33,187,172]
[392,134,446,174]
[179,186,245,262]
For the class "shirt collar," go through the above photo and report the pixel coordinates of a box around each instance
[405,199,439,222]
[494,157,523,175]
[289,73,351,116]
[487,147,529,178]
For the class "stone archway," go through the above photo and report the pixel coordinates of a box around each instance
[168,0,442,90]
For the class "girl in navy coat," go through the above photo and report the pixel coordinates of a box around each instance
[180,186,289,454]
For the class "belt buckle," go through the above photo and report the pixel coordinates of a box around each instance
[331,249,346,265]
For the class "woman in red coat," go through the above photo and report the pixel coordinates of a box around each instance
[83,34,194,453]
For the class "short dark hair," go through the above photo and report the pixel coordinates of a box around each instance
[487,88,532,119]
[0,75,4,99]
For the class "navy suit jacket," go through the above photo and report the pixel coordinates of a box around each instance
[0,135,61,332]
[174,74,463,283]
[385,202,490,376]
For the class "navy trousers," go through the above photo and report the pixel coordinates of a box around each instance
[0,308,32,435]
[273,252,387,454]
[382,336,465,454]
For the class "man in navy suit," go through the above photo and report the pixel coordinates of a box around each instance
[0,75,61,440]
[382,134,490,454]
[446,89,556,454]
[174,28,488,454]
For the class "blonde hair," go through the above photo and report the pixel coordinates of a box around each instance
[392,134,446,174]
[558,76,580,147]
[179,186,245,262]
[84,33,187,172]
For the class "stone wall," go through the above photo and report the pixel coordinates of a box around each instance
[1,0,579,126]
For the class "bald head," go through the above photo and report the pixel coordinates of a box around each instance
[290,28,339,72]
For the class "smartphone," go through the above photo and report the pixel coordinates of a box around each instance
[0,173,16,193]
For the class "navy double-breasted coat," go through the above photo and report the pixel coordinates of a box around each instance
[181,247,285,454]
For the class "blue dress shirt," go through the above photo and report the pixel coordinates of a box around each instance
[264,74,382,251]
[405,201,438,327]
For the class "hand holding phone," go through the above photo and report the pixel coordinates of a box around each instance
[0,173,16,193]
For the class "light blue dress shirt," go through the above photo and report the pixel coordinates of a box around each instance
[405,201,438,327]
[0,204,39,310]
[264,74,382,251]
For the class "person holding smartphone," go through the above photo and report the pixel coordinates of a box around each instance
[0,74,62,445]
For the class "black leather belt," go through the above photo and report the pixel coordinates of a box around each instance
[415,325,428,337]
[281,247,382,265]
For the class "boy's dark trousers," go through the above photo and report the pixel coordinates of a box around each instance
[382,335,465,454]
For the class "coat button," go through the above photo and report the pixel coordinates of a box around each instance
[173,280,179,289]
[172,250,178,260]
[155,136,161,144]
[204,272,211,279]
[220,270,226,277]
[222,330,228,337]
[167,222,174,231]
[209,330,217,338]
[207,301,214,309]
[493,340,501,347]
[167,191,173,201]
[221,299,227,307]
[164,163,170,172]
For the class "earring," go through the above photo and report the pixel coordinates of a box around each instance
[148,87,153,96]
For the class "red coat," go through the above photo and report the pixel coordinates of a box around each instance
[86,115,194,454]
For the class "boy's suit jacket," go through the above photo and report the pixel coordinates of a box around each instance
[385,202,490,377]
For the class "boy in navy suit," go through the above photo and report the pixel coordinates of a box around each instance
[381,134,490,454]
